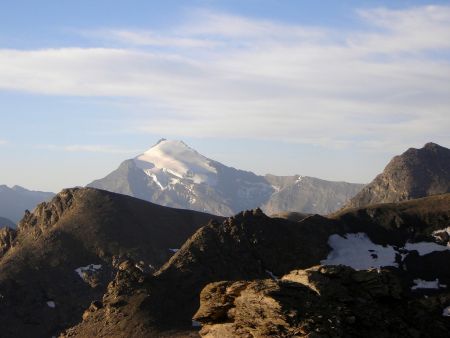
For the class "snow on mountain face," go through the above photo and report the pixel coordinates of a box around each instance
[134,139,218,189]
[89,139,363,216]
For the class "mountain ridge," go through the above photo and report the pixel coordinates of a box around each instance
[89,139,363,216]
[344,142,450,209]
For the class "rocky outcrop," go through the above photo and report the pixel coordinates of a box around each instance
[18,188,76,234]
[345,142,450,209]
[0,227,16,258]
[194,265,450,338]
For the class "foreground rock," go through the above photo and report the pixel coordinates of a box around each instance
[194,265,450,338]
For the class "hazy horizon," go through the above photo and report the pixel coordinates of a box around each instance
[1,0,449,192]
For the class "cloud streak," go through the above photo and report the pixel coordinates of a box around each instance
[36,144,140,154]
[0,6,449,152]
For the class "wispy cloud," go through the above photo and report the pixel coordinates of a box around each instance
[36,144,141,154]
[0,6,449,152]
[0,140,7,146]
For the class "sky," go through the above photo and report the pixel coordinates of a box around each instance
[0,0,449,192]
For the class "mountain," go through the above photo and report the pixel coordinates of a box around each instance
[62,194,450,337]
[88,139,363,215]
[344,142,450,209]
[0,187,218,338]
[263,174,363,214]
[0,185,55,224]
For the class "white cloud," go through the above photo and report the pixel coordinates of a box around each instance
[36,144,140,154]
[0,6,449,152]
[0,140,7,145]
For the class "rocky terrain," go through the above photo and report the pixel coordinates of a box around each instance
[89,139,363,216]
[0,185,54,224]
[344,142,450,209]
[0,188,218,338]
[194,265,450,337]
[62,193,450,337]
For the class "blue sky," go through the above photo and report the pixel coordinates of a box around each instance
[1,0,449,191]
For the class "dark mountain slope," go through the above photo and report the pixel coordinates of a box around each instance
[0,187,218,338]
[63,194,450,337]
[345,142,450,209]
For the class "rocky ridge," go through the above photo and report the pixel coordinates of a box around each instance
[0,187,217,338]
[345,142,450,209]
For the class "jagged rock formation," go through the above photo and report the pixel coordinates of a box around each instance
[0,226,16,259]
[0,187,217,338]
[0,185,54,224]
[89,139,363,216]
[194,265,450,338]
[61,194,450,337]
[345,142,450,209]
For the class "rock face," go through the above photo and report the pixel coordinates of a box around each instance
[345,142,450,209]
[88,139,363,216]
[0,185,54,224]
[61,194,450,337]
[0,226,16,258]
[0,187,217,338]
[194,265,450,338]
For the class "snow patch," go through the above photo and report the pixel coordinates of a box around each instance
[47,301,56,308]
[321,233,398,270]
[443,306,450,317]
[266,270,278,280]
[404,241,449,255]
[135,140,217,186]
[322,232,450,270]
[432,227,450,244]
[75,264,102,279]
[295,176,304,184]
[411,279,446,290]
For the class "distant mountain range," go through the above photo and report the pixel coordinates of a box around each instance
[0,185,55,224]
[344,142,450,209]
[89,139,363,216]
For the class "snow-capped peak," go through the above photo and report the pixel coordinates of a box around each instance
[134,139,217,187]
